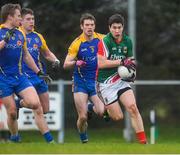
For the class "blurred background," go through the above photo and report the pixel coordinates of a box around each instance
[1,0,180,143]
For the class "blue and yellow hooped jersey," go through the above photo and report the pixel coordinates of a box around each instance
[22,30,48,77]
[68,32,104,80]
[0,25,26,76]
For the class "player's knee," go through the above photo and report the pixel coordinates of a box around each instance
[26,100,40,110]
[8,111,17,120]
[33,106,43,115]
[96,108,104,117]
[128,104,139,115]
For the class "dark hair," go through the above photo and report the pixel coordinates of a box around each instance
[80,13,96,25]
[21,8,34,17]
[108,14,124,27]
[1,3,21,23]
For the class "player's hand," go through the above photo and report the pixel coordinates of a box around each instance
[52,59,60,71]
[37,70,52,84]
[121,58,136,71]
[76,60,86,67]
[3,28,16,43]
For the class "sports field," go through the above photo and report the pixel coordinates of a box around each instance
[0,125,180,154]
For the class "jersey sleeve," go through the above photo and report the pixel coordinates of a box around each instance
[98,40,106,57]
[127,39,133,57]
[37,33,49,51]
[67,38,80,58]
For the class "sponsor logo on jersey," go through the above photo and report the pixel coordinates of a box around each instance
[81,48,88,52]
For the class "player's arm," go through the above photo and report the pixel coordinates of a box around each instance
[41,47,58,62]
[23,45,40,74]
[63,39,80,69]
[97,41,121,69]
[63,54,76,69]
[39,34,60,70]
[0,28,16,50]
[39,34,60,63]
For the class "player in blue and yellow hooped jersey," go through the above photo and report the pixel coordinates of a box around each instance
[64,13,104,143]
[0,3,45,142]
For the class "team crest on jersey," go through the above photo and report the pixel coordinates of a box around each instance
[17,41,22,46]
[33,44,38,49]
[123,46,128,54]
[89,46,95,53]
[35,38,39,43]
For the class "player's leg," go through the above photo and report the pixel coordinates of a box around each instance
[119,89,147,144]
[89,95,104,116]
[106,101,124,121]
[18,86,40,110]
[38,92,49,114]
[74,92,88,143]
[2,95,21,142]
[32,101,54,143]
[35,85,53,143]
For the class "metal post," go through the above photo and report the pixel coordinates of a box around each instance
[150,109,156,144]
[57,80,65,143]
[123,0,136,142]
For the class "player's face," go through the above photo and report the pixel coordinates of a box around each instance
[11,9,22,27]
[81,19,95,37]
[109,23,124,40]
[21,14,35,32]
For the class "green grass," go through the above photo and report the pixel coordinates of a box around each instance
[0,125,180,154]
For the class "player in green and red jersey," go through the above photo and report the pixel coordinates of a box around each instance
[97,14,147,144]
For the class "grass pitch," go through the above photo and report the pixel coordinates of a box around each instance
[0,125,180,154]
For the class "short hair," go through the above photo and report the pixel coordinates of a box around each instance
[80,13,96,25]
[1,3,21,23]
[108,14,124,27]
[21,8,34,17]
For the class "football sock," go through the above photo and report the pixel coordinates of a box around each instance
[136,131,147,144]
[10,134,21,142]
[43,131,54,143]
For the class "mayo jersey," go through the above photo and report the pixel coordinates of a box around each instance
[68,32,104,80]
[0,25,26,76]
[22,31,48,76]
[97,33,133,83]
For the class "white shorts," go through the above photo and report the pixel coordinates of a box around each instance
[98,79,131,105]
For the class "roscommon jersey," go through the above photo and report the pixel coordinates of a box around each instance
[22,30,48,77]
[68,32,104,80]
[0,25,26,76]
